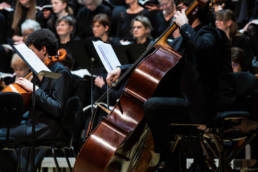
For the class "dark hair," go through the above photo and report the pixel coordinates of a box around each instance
[92,13,110,27]
[25,29,58,56]
[176,0,214,25]
[231,47,246,68]
[215,9,237,37]
[246,23,258,56]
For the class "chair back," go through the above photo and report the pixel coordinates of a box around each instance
[71,74,90,107]
[233,72,256,99]
[232,72,256,110]
[0,92,24,127]
[61,96,82,132]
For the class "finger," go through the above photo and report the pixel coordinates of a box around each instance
[182,8,186,14]
[15,80,24,86]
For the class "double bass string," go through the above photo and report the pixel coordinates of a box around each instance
[94,0,202,105]
[93,40,155,105]
[93,20,176,105]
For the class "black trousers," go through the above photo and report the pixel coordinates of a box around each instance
[144,95,210,168]
[144,97,190,158]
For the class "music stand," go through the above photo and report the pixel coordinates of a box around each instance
[13,43,61,170]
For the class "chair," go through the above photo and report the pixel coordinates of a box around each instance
[7,96,83,172]
[0,92,24,141]
[169,72,257,171]
[31,75,89,171]
[34,96,83,172]
[0,92,25,171]
[0,76,87,171]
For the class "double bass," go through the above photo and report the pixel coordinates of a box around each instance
[75,0,208,171]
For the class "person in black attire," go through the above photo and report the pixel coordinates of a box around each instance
[125,15,153,63]
[106,1,234,171]
[36,1,55,29]
[75,0,111,40]
[0,29,74,172]
[215,9,255,72]
[8,0,37,43]
[45,0,74,36]
[144,0,177,39]
[56,15,82,69]
[145,3,235,170]
[110,0,150,42]
[88,13,124,105]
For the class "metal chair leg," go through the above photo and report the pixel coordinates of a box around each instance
[63,148,73,172]
[52,147,61,172]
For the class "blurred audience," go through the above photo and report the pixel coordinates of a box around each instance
[76,0,111,40]
[215,9,255,72]
[10,0,37,43]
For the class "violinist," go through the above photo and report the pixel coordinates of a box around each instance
[11,53,30,81]
[106,0,235,171]
[0,29,74,172]
[0,53,30,89]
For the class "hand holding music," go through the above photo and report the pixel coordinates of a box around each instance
[174,9,189,27]
[106,68,121,87]
[15,77,38,92]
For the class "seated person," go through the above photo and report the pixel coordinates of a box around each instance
[0,29,74,172]
[215,9,254,72]
[76,0,112,40]
[124,15,153,63]
[91,13,120,45]
[21,19,41,42]
[110,0,150,42]
[55,15,78,69]
[106,1,235,170]
[9,0,37,44]
[47,0,73,35]
[231,47,246,73]
[2,53,30,86]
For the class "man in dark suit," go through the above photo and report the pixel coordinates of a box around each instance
[0,29,74,172]
[106,0,235,171]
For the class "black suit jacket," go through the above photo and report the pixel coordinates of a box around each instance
[178,24,234,124]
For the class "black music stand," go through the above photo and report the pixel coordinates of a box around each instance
[83,56,98,141]
[13,43,61,170]
[85,40,121,138]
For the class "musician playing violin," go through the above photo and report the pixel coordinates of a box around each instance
[0,29,74,172]
[0,53,30,89]
[107,0,235,171]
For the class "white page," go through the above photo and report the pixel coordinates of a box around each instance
[71,69,97,78]
[13,43,51,74]
[13,43,61,79]
[92,40,121,73]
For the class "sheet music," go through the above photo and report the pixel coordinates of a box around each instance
[92,40,121,73]
[71,69,97,78]
[0,72,14,78]
[13,43,60,79]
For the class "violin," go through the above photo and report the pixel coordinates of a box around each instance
[1,48,67,107]
[44,48,67,66]
[2,72,33,106]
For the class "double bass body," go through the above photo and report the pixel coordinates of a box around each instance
[74,47,181,172]
[74,1,207,171]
